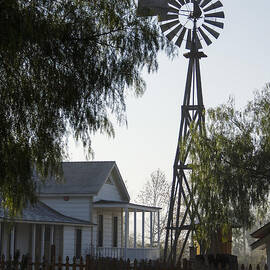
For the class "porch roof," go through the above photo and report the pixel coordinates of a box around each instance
[0,201,95,227]
[251,221,270,239]
[250,221,270,250]
[93,200,161,212]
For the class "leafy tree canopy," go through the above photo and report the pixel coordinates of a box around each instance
[190,84,270,243]
[0,0,176,214]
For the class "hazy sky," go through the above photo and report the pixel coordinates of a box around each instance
[68,0,270,200]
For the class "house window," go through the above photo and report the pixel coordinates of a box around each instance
[98,215,103,247]
[75,229,82,258]
[113,217,118,247]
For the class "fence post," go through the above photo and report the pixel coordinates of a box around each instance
[257,265,261,270]
[58,256,62,270]
[133,259,137,270]
[72,257,76,270]
[265,265,268,270]
[27,256,32,270]
[79,256,83,270]
[65,256,69,270]
[42,256,47,270]
[85,255,90,270]
[249,264,253,270]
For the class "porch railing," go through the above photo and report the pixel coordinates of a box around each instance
[88,246,160,261]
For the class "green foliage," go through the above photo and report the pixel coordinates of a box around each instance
[189,84,270,244]
[0,0,176,214]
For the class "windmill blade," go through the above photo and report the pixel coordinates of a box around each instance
[169,0,182,9]
[203,1,223,12]
[204,19,224,29]
[195,34,203,49]
[198,27,212,46]
[176,0,186,5]
[205,11,225,18]
[202,23,220,39]
[186,29,192,50]
[200,0,211,8]
[160,20,180,32]
[159,13,179,22]
[175,27,187,48]
[168,6,180,14]
[166,24,183,41]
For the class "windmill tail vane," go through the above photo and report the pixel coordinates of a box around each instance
[137,0,225,263]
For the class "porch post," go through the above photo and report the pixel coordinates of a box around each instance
[121,208,123,249]
[50,225,54,245]
[133,209,137,248]
[50,225,54,261]
[32,224,36,262]
[41,225,45,260]
[124,207,128,260]
[142,211,145,248]
[267,242,270,268]
[10,226,15,259]
[150,212,153,248]
[157,210,160,248]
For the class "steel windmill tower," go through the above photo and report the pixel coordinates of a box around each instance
[138,0,225,264]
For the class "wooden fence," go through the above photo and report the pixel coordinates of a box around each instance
[0,255,268,270]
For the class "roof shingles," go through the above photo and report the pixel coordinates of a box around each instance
[0,201,94,226]
[38,161,115,195]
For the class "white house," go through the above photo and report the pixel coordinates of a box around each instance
[0,161,161,262]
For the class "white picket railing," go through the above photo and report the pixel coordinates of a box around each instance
[88,246,160,261]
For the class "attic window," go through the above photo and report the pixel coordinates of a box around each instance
[106,177,114,185]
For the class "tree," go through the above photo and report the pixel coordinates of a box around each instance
[136,169,170,243]
[0,1,176,214]
[189,83,270,246]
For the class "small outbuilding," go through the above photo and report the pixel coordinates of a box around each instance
[250,222,270,266]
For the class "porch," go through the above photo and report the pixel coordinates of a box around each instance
[0,201,93,261]
[93,201,161,261]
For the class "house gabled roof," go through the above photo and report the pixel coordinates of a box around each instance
[38,161,130,201]
[0,201,94,226]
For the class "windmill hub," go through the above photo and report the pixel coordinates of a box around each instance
[190,2,202,19]
[178,3,204,29]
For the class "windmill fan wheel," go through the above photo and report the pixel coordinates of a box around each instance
[159,0,225,49]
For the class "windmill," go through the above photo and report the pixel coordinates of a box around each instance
[138,0,225,264]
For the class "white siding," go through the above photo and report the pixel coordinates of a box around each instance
[92,209,122,248]
[54,225,63,259]
[40,197,91,221]
[81,227,91,255]
[63,226,75,259]
[15,223,31,257]
[94,184,122,202]
[2,223,10,257]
